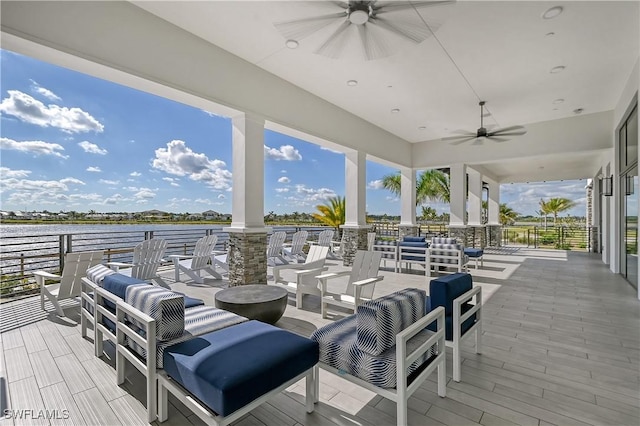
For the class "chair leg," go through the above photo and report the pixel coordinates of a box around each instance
[437,358,446,397]
[305,370,315,413]
[476,322,482,354]
[296,291,303,309]
[50,298,65,317]
[313,365,320,403]
[397,399,407,426]
[158,378,169,422]
[453,341,461,382]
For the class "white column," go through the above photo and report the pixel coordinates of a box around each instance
[468,168,483,226]
[486,177,500,225]
[400,166,416,225]
[449,163,467,226]
[344,149,367,226]
[229,112,265,229]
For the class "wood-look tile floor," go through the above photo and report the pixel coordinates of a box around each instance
[1,248,638,425]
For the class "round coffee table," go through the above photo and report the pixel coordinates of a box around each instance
[214,284,288,324]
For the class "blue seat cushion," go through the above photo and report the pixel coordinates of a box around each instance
[426,297,476,340]
[101,274,148,310]
[399,241,428,261]
[429,273,472,316]
[174,292,205,309]
[464,248,484,258]
[402,236,426,243]
[163,320,318,417]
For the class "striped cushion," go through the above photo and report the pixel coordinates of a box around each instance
[373,240,397,259]
[86,264,115,285]
[311,314,436,388]
[125,286,185,342]
[431,237,457,245]
[356,289,426,355]
[126,305,248,367]
[430,243,466,264]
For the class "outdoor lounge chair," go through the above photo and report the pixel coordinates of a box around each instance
[318,250,384,319]
[282,230,308,262]
[427,273,482,382]
[266,231,288,266]
[311,288,446,426]
[426,237,469,277]
[34,250,103,316]
[107,238,169,287]
[169,235,222,283]
[271,245,330,308]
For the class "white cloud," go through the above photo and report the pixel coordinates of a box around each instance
[500,180,588,216]
[278,176,290,183]
[60,177,85,185]
[217,194,225,199]
[280,170,287,173]
[264,145,302,161]
[104,194,124,205]
[78,140,108,155]
[320,146,343,154]
[99,179,120,185]
[130,171,141,177]
[30,80,62,102]
[195,198,211,204]
[162,177,176,182]
[0,167,31,178]
[152,140,232,190]
[86,166,101,172]
[0,177,68,192]
[0,137,68,159]
[0,90,104,133]
[134,188,156,199]
[69,193,103,201]
[275,188,289,193]
[367,179,384,190]
[290,184,337,205]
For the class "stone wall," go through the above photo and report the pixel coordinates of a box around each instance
[468,225,487,248]
[227,232,267,286]
[448,226,470,246]
[486,225,502,247]
[342,227,370,266]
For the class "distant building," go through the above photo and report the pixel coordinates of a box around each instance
[202,210,231,220]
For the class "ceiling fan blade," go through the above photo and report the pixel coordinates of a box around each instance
[487,136,510,143]
[443,135,477,145]
[374,1,453,14]
[315,20,352,59]
[487,125,526,137]
[448,129,477,136]
[471,138,484,146]
[274,12,347,40]
[370,16,431,43]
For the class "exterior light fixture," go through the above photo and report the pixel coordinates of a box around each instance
[602,175,613,196]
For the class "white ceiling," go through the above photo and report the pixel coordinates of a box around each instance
[134,0,639,145]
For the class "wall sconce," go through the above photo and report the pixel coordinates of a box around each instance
[626,175,634,196]
[602,175,613,196]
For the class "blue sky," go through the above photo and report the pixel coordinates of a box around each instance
[0,49,587,217]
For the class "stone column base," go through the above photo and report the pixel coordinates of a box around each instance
[468,225,486,248]
[341,226,370,267]
[225,229,268,286]
[590,226,599,253]
[486,225,502,247]
[448,226,469,246]
[398,225,419,240]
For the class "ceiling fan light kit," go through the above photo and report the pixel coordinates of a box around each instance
[442,101,527,145]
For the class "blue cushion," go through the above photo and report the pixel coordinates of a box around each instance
[464,248,484,258]
[101,274,148,310]
[426,297,476,340]
[399,241,428,261]
[402,236,426,243]
[163,320,319,417]
[399,241,428,248]
[429,273,473,316]
[175,292,205,309]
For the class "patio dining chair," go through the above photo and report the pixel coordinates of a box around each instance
[34,250,104,316]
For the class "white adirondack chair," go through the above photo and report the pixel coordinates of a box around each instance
[318,250,384,319]
[282,230,308,263]
[367,232,376,251]
[271,245,330,308]
[315,229,334,248]
[169,235,222,283]
[108,238,168,287]
[330,232,346,259]
[266,231,288,266]
[34,250,103,316]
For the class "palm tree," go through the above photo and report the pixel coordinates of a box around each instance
[499,203,519,225]
[381,169,450,205]
[421,206,438,222]
[312,196,345,235]
[539,197,576,227]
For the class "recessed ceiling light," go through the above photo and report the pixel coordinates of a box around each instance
[418,126,426,130]
[391,108,400,113]
[550,65,566,73]
[285,40,299,49]
[542,6,563,19]
[387,85,393,88]
[552,98,564,104]
[346,80,358,86]
[574,108,584,114]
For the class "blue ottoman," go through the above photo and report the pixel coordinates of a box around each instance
[463,248,484,268]
[162,320,319,418]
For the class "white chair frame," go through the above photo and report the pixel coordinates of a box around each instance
[426,246,469,278]
[449,285,482,382]
[315,307,446,426]
[169,235,222,283]
[282,230,308,263]
[271,245,329,308]
[108,238,169,287]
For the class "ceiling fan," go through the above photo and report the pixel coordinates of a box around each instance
[442,101,527,145]
[274,1,453,60]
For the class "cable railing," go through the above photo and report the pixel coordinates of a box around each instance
[0,225,331,301]
[501,225,595,251]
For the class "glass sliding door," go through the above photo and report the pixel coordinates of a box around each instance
[622,169,638,288]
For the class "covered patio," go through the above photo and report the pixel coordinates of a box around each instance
[1,248,638,425]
